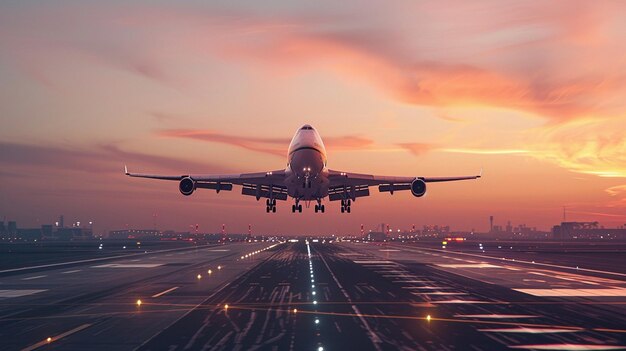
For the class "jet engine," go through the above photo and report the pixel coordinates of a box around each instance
[410,179,426,197]
[179,177,196,196]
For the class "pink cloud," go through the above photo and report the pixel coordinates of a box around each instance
[158,129,376,157]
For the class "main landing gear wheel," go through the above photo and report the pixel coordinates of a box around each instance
[266,198,277,213]
[340,199,351,213]
[314,203,325,213]
[292,204,303,213]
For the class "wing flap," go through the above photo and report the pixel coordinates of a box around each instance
[241,183,289,201]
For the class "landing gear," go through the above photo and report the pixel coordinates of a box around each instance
[291,202,303,213]
[314,199,325,213]
[340,199,351,213]
[266,198,277,213]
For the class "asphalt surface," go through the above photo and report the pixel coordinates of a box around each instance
[1,241,625,350]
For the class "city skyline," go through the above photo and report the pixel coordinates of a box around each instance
[2,1,626,235]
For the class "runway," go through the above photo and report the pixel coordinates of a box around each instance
[1,241,625,350]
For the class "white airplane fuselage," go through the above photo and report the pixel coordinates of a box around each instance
[284,125,329,201]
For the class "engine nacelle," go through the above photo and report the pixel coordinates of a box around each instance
[179,177,196,196]
[410,179,426,197]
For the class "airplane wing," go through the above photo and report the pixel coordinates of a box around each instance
[125,166,289,200]
[326,169,481,201]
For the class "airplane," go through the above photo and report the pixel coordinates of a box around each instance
[125,124,481,213]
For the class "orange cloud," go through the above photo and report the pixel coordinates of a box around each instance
[526,118,626,178]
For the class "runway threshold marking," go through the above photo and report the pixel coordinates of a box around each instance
[152,286,179,298]
[20,323,91,351]
[21,275,46,281]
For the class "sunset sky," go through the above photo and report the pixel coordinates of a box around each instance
[1,1,626,235]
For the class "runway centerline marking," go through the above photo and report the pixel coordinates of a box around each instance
[152,286,179,298]
[21,275,46,281]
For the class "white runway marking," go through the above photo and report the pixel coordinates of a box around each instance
[431,299,491,304]
[479,327,579,333]
[61,270,81,274]
[152,286,179,298]
[378,249,401,252]
[436,263,502,268]
[395,245,626,278]
[92,263,163,268]
[21,275,46,280]
[0,289,46,298]
[508,344,626,350]
[455,314,539,319]
[209,249,230,252]
[514,288,626,297]
[412,292,467,296]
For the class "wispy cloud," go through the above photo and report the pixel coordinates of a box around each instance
[158,129,376,156]
[158,129,288,157]
[397,143,435,156]
[0,141,226,175]
[606,185,626,197]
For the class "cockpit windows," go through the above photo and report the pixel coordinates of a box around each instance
[300,125,314,130]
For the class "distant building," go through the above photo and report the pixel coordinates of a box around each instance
[17,228,42,241]
[552,222,626,240]
[55,227,92,240]
[365,231,387,242]
[8,221,17,235]
[109,229,159,239]
[41,225,53,238]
